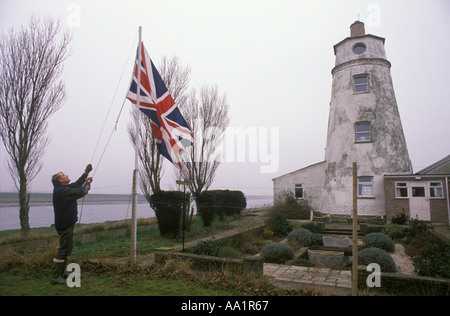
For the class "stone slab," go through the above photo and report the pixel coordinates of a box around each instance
[322,235,351,248]
[308,249,345,266]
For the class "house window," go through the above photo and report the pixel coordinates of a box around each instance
[412,186,425,197]
[430,182,443,198]
[354,75,369,93]
[295,184,304,199]
[355,122,371,142]
[395,182,408,198]
[358,177,373,197]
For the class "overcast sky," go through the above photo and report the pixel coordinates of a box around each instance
[1,0,449,196]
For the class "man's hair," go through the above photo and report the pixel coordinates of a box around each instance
[52,172,63,186]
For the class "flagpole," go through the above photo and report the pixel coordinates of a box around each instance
[130,26,142,267]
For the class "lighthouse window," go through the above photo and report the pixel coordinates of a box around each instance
[353,43,366,55]
[354,75,368,93]
[355,122,371,142]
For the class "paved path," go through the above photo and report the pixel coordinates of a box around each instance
[263,263,352,295]
[390,244,415,276]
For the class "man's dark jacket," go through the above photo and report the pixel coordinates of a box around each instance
[53,173,91,231]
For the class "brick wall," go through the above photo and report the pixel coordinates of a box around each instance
[430,179,449,223]
[384,177,410,222]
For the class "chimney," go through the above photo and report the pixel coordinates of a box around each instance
[350,21,365,37]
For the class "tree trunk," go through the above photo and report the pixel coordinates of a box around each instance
[19,177,30,231]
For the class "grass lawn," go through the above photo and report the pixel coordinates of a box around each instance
[1,212,311,296]
[0,265,240,296]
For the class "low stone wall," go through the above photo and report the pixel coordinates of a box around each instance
[74,228,128,244]
[0,228,128,253]
[0,237,59,253]
[358,265,450,295]
[154,251,264,275]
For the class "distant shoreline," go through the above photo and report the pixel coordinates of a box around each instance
[0,192,273,206]
[0,192,147,206]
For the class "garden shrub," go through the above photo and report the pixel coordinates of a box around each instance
[361,225,383,235]
[265,212,292,237]
[364,233,395,253]
[262,228,274,239]
[287,228,320,247]
[407,218,428,239]
[312,233,323,246]
[301,222,324,234]
[273,191,311,219]
[358,247,397,273]
[384,224,409,241]
[149,190,184,238]
[413,241,450,279]
[187,239,221,257]
[260,242,294,263]
[391,212,408,225]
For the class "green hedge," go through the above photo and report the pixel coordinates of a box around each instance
[150,190,184,238]
[197,190,247,227]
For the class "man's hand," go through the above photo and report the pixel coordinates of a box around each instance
[85,164,93,174]
[86,177,93,183]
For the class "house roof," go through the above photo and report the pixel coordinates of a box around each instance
[416,154,450,175]
[272,161,325,181]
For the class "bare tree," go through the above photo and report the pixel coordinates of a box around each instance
[128,109,163,197]
[159,55,191,106]
[128,55,191,198]
[180,85,229,200]
[0,17,72,230]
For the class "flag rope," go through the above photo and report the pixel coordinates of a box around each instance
[90,32,138,168]
[79,32,138,224]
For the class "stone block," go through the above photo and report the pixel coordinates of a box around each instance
[322,235,351,248]
[308,249,345,266]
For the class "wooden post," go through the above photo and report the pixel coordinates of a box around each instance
[130,169,137,267]
[352,162,358,296]
[130,26,142,268]
[182,183,186,252]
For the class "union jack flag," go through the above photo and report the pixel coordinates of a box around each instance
[126,42,193,171]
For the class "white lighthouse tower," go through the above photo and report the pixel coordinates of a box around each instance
[321,21,413,216]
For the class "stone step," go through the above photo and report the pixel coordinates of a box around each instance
[321,229,362,237]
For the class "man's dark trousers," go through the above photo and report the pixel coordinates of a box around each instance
[55,224,75,261]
